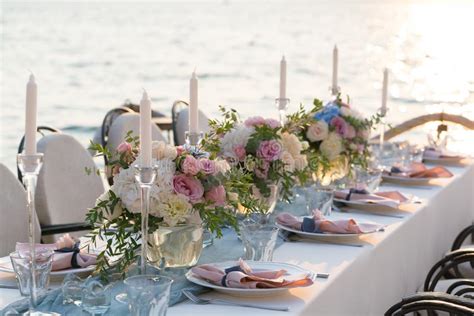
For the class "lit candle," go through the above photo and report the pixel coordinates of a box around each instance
[381,68,389,116]
[25,74,37,155]
[139,90,152,167]
[332,45,338,95]
[279,55,287,109]
[189,71,199,134]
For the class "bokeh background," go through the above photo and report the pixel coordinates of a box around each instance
[2,0,474,171]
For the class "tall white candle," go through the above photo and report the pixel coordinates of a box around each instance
[25,74,37,155]
[381,68,389,116]
[332,45,338,94]
[279,56,287,105]
[139,91,152,167]
[189,71,199,134]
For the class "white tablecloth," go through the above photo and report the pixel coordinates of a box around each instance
[1,163,473,315]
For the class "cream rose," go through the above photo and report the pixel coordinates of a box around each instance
[306,121,329,142]
[320,132,343,160]
[294,155,308,171]
[160,193,192,227]
[280,132,302,157]
[152,141,177,160]
[281,151,295,172]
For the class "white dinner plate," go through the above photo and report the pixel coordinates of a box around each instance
[0,255,96,276]
[423,156,466,165]
[381,174,433,185]
[333,198,400,212]
[275,217,383,239]
[185,261,315,297]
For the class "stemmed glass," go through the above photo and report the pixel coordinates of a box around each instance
[17,153,56,315]
[275,98,290,126]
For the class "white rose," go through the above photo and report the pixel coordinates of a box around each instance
[281,151,295,172]
[96,191,124,221]
[280,132,302,157]
[320,132,343,161]
[306,121,329,142]
[111,167,141,212]
[221,126,254,159]
[294,155,308,171]
[161,193,192,227]
[151,141,177,160]
[215,159,231,174]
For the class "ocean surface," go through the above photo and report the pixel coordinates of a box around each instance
[2,0,474,171]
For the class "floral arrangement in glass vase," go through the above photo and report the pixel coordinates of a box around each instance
[86,133,238,278]
[201,107,308,212]
[285,96,381,185]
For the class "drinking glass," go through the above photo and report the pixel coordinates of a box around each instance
[239,219,279,261]
[354,167,382,193]
[62,274,83,305]
[81,281,111,315]
[125,275,173,316]
[10,250,53,296]
[305,187,334,216]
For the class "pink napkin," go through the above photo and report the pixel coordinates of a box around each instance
[334,190,408,208]
[387,162,453,178]
[191,259,314,289]
[277,210,383,234]
[424,148,463,159]
[16,234,96,271]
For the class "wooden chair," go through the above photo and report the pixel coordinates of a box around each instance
[0,163,40,256]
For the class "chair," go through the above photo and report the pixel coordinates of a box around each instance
[0,164,40,256]
[34,134,104,239]
[385,292,474,315]
[171,100,210,146]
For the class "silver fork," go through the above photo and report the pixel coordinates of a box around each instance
[182,289,289,312]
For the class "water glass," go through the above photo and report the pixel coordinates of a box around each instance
[125,275,173,316]
[239,219,279,261]
[62,274,83,305]
[9,249,53,296]
[81,281,111,315]
[305,187,334,216]
[354,167,382,193]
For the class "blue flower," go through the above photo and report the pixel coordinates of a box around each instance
[314,103,340,123]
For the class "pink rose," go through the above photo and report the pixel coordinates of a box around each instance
[233,145,246,161]
[117,142,132,153]
[199,158,216,175]
[265,118,280,129]
[181,155,200,175]
[257,140,282,162]
[345,125,356,139]
[330,116,350,138]
[244,116,266,127]
[255,160,270,179]
[173,175,204,203]
[176,146,185,156]
[205,185,226,206]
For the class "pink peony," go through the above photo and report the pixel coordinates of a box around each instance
[233,145,246,161]
[244,116,266,127]
[173,175,204,203]
[199,158,216,175]
[265,118,281,129]
[181,155,200,175]
[257,140,282,161]
[117,142,132,153]
[205,185,226,206]
[330,116,350,138]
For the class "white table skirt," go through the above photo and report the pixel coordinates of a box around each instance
[1,163,473,315]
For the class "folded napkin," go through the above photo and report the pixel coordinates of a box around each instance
[386,162,453,178]
[16,234,97,271]
[277,210,383,234]
[423,148,463,159]
[191,259,313,289]
[334,189,408,208]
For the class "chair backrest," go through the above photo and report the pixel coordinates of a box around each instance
[107,112,167,155]
[0,164,41,256]
[35,134,104,225]
[173,103,210,146]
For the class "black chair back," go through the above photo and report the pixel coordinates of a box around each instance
[171,100,188,145]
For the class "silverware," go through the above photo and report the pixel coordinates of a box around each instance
[182,289,289,312]
[279,231,365,247]
[314,272,330,279]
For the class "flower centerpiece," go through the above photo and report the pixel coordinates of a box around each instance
[202,107,308,213]
[87,133,237,278]
[285,96,381,185]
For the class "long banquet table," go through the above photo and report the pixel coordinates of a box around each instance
[1,163,473,315]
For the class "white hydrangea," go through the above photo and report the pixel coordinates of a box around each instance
[320,132,343,161]
[220,125,254,160]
